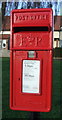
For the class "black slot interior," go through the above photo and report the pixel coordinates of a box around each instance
[13,27,49,33]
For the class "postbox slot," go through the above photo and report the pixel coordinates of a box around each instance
[13,26,49,33]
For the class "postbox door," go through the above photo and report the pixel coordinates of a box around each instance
[10,50,52,112]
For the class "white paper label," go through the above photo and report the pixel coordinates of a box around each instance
[22,60,40,93]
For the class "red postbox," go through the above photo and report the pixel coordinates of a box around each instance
[10,8,53,112]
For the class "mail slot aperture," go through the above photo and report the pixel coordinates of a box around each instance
[13,26,49,33]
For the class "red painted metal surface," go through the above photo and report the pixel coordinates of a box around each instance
[10,8,53,112]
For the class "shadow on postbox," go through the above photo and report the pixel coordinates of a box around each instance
[10,8,53,112]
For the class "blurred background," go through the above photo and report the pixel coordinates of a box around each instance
[0,0,62,119]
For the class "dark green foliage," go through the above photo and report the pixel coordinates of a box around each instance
[53,47,62,57]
